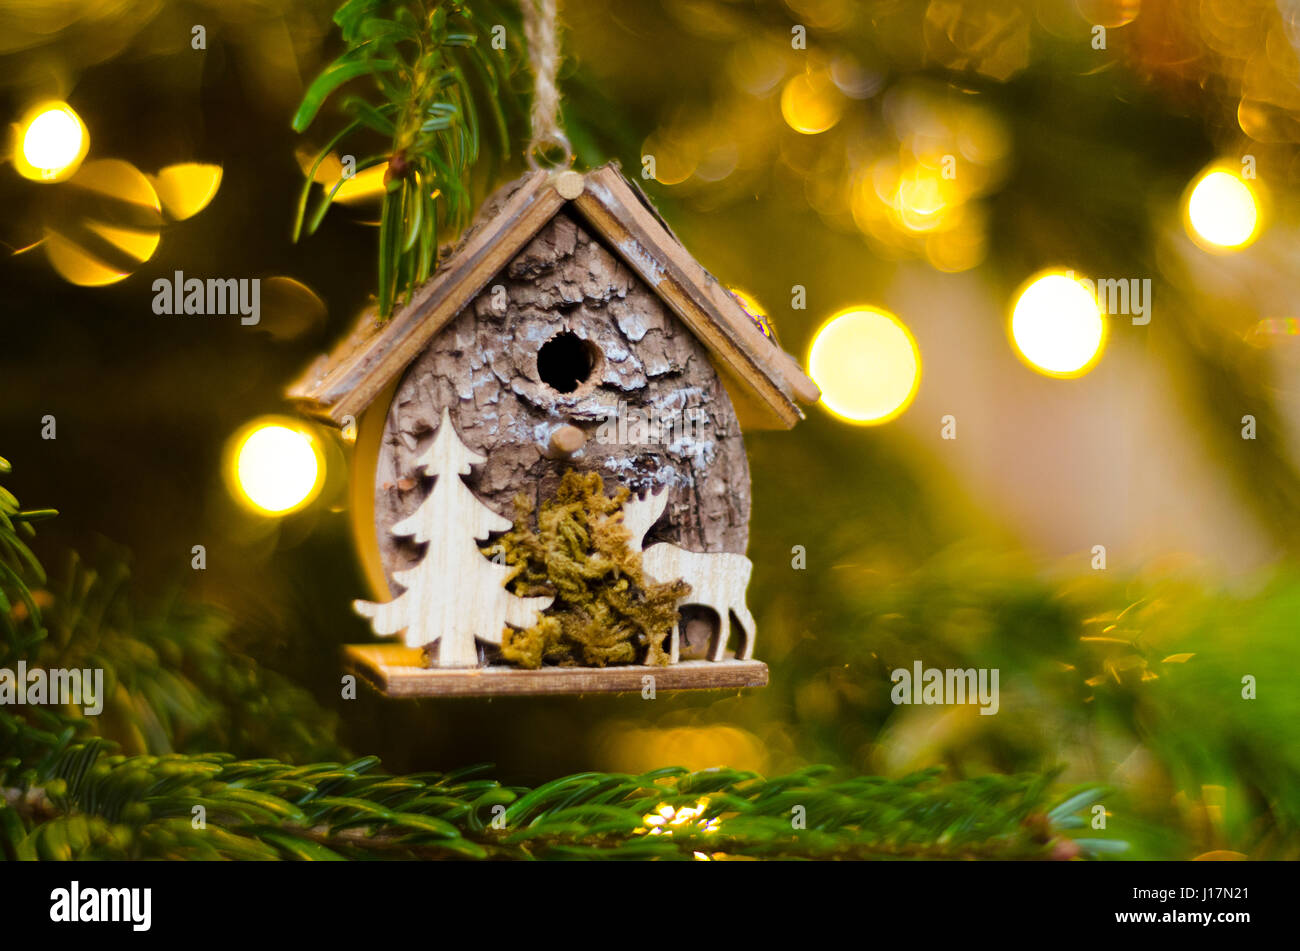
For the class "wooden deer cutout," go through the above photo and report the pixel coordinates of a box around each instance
[622,488,756,663]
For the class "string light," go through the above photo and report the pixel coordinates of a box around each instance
[1009,271,1106,378]
[781,70,844,135]
[228,420,323,515]
[14,102,88,182]
[808,307,921,424]
[1185,167,1260,251]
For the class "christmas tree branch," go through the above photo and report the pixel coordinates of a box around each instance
[291,0,526,318]
[4,744,1104,861]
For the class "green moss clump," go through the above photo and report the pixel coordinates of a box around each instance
[486,471,689,669]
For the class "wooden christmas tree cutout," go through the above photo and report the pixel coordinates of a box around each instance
[353,408,552,667]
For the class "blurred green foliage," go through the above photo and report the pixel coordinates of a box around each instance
[740,426,1300,859]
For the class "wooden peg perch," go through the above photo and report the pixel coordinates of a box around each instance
[545,424,586,459]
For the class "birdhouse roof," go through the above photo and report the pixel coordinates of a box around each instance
[286,162,820,430]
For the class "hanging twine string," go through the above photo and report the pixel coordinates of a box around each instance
[523,0,572,169]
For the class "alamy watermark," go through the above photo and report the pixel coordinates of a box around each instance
[0,663,104,716]
[152,270,260,325]
[1067,270,1151,325]
[594,400,709,446]
[890,661,999,715]
[50,881,151,931]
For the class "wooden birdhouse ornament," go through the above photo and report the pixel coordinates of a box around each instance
[288,164,819,697]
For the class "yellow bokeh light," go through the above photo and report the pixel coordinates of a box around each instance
[808,307,921,425]
[641,129,698,186]
[1009,271,1106,378]
[43,159,162,286]
[334,164,389,204]
[924,207,987,273]
[148,163,223,220]
[1185,168,1260,251]
[894,170,951,233]
[14,102,89,182]
[639,798,719,837]
[229,420,323,515]
[781,71,844,135]
[24,109,81,168]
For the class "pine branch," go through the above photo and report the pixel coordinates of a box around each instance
[2,746,1107,861]
[291,0,526,318]
[1,456,347,781]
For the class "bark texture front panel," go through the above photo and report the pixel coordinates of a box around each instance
[373,210,751,589]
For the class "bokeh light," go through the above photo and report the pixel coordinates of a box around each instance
[893,168,951,233]
[1075,0,1141,29]
[14,102,88,182]
[148,163,223,220]
[781,70,845,134]
[639,798,718,837]
[228,420,323,515]
[808,307,921,424]
[258,276,329,341]
[840,87,1007,271]
[1185,168,1259,251]
[43,159,162,286]
[334,164,388,204]
[1009,271,1106,378]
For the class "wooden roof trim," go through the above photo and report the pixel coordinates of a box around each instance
[601,168,819,406]
[287,169,563,424]
[573,166,806,430]
[287,163,819,430]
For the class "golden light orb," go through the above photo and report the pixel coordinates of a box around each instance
[1185,168,1260,251]
[43,159,162,286]
[894,171,950,233]
[780,71,844,135]
[228,420,324,515]
[808,307,921,425]
[1009,271,1106,378]
[14,102,89,182]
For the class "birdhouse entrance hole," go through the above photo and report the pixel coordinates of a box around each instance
[538,332,599,393]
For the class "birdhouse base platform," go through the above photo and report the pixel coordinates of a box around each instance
[344,644,769,698]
